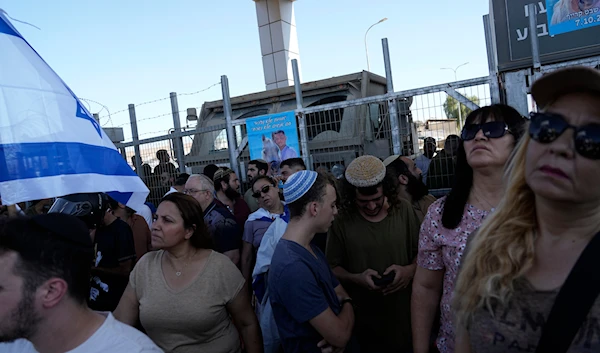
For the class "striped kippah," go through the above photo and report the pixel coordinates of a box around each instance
[282,170,318,204]
[345,155,386,188]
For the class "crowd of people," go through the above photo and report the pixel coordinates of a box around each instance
[1,66,599,353]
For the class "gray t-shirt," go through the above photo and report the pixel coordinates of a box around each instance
[131,250,245,353]
[468,277,600,352]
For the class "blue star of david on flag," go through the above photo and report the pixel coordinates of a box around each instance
[76,101,102,137]
[0,10,149,211]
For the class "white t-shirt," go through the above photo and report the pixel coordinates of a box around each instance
[0,313,162,353]
[163,187,178,197]
[136,204,154,229]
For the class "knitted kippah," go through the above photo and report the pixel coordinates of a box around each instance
[282,170,318,204]
[213,168,233,182]
[345,155,386,187]
[382,155,400,167]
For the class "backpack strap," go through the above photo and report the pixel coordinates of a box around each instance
[536,232,600,353]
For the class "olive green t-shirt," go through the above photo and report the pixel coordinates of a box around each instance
[326,199,420,351]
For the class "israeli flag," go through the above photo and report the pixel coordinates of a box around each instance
[0,11,149,211]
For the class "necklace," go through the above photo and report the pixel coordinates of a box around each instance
[472,189,496,213]
[217,194,234,213]
[169,250,196,277]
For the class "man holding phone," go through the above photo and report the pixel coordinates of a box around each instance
[327,155,420,353]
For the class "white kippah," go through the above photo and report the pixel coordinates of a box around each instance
[345,155,386,188]
[383,155,400,167]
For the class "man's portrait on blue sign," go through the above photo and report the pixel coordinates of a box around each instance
[547,0,600,35]
[246,111,299,176]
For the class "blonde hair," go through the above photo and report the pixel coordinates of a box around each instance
[453,130,537,328]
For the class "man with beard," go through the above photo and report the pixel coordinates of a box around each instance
[0,214,161,353]
[326,155,420,353]
[427,134,460,190]
[384,155,437,224]
[185,174,242,267]
[415,137,436,185]
[244,159,269,213]
[214,168,251,230]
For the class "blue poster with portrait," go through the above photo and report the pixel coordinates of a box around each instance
[546,0,600,35]
[246,111,300,176]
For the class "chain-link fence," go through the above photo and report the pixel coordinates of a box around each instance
[100,47,600,214]
[294,77,492,196]
[113,55,600,205]
[113,76,495,202]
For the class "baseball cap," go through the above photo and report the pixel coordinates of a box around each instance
[32,213,92,249]
[531,66,600,109]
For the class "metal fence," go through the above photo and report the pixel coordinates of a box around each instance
[292,76,492,196]
[114,74,492,202]
[112,40,600,204]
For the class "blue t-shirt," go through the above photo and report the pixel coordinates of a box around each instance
[269,239,341,353]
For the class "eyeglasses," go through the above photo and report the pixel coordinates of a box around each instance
[184,189,208,195]
[252,185,272,199]
[529,112,600,160]
[461,121,510,141]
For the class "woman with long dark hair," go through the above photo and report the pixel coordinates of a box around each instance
[411,104,526,353]
[454,67,600,352]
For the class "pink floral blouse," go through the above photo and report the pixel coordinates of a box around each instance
[417,196,490,353]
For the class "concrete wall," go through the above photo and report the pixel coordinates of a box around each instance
[254,0,301,90]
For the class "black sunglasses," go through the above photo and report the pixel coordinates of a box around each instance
[252,185,272,199]
[461,121,510,141]
[529,112,600,160]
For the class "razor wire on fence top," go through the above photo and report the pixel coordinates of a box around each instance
[110,53,600,200]
[113,76,492,198]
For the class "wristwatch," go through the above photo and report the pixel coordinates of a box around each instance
[340,298,353,307]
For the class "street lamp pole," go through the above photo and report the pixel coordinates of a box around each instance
[365,18,388,72]
[441,62,469,128]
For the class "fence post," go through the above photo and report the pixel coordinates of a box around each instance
[528,3,541,71]
[170,92,186,171]
[292,59,311,170]
[483,14,502,105]
[128,104,144,179]
[382,38,403,156]
[119,147,127,161]
[221,75,240,179]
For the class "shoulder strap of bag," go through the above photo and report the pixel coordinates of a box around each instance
[536,232,600,353]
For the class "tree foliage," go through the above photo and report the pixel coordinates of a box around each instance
[443,95,480,126]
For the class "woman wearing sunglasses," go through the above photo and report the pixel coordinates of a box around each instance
[412,104,526,353]
[454,67,600,353]
[241,176,289,286]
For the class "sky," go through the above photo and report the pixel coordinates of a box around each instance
[2,0,492,141]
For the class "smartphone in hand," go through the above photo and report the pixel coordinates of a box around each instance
[372,271,395,287]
